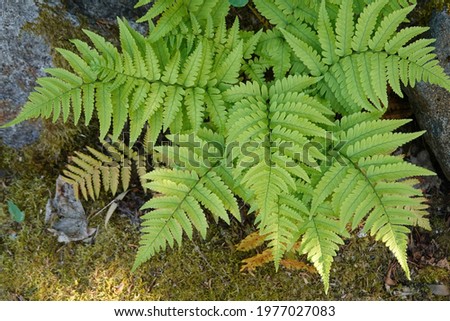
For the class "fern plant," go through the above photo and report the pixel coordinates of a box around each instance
[2,0,450,293]
[253,0,450,114]
[62,132,151,200]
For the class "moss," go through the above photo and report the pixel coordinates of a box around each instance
[415,266,450,284]
[1,124,447,300]
[0,194,437,301]
[410,0,449,26]
[22,2,120,69]
[21,3,87,69]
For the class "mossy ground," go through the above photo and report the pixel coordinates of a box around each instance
[0,121,449,300]
[1,0,449,301]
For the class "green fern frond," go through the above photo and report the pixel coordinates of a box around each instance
[280,28,326,77]
[309,114,435,282]
[225,77,332,265]
[147,1,188,42]
[318,0,337,65]
[262,0,450,113]
[253,0,291,27]
[3,0,447,294]
[135,0,172,21]
[140,0,229,43]
[133,133,240,270]
[368,5,415,51]
[335,0,354,57]
[299,207,344,294]
[264,195,306,266]
[352,0,389,52]
[215,40,244,87]
[3,15,250,142]
[255,29,293,79]
[204,87,227,132]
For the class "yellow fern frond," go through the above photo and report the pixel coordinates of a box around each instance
[240,249,273,273]
[280,259,317,273]
[62,137,150,201]
[236,231,266,252]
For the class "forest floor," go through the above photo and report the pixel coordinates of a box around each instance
[0,108,449,300]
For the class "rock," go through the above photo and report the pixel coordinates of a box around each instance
[405,9,450,181]
[0,0,51,148]
[427,284,450,296]
[65,0,148,21]
[45,176,96,243]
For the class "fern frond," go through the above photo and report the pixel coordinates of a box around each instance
[204,88,227,132]
[147,1,188,43]
[255,30,292,80]
[309,114,435,282]
[178,42,203,87]
[318,0,337,65]
[253,0,290,27]
[215,40,244,87]
[269,74,321,96]
[225,78,332,266]
[133,133,240,270]
[240,249,273,272]
[62,138,149,200]
[236,231,266,251]
[163,85,185,130]
[96,83,113,139]
[352,0,388,52]
[343,131,424,160]
[311,161,348,213]
[4,17,252,141]
[280,258,316,273]
[4,0,448,295]
[56,48,98,82]
[223,80,268,102]
[161,51,181,84]
[242,30,263,60]
[136,0,172,21]
[368,5,415,51]
[385,26,429,54]
[299,209,344,294]
[266,194,306,265]
[251,1,450,114]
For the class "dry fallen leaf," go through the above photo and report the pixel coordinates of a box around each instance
[428,284,450,296]
[436,258,449,270]
[104,190,129,229]
[45,176,96,243]
[385,262,397,289]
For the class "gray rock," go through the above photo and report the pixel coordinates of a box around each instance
[0,0,52,148]
[65,0,148,21]
[406,9,450,181]
[0,121,42,148]
[64,0,150,36]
